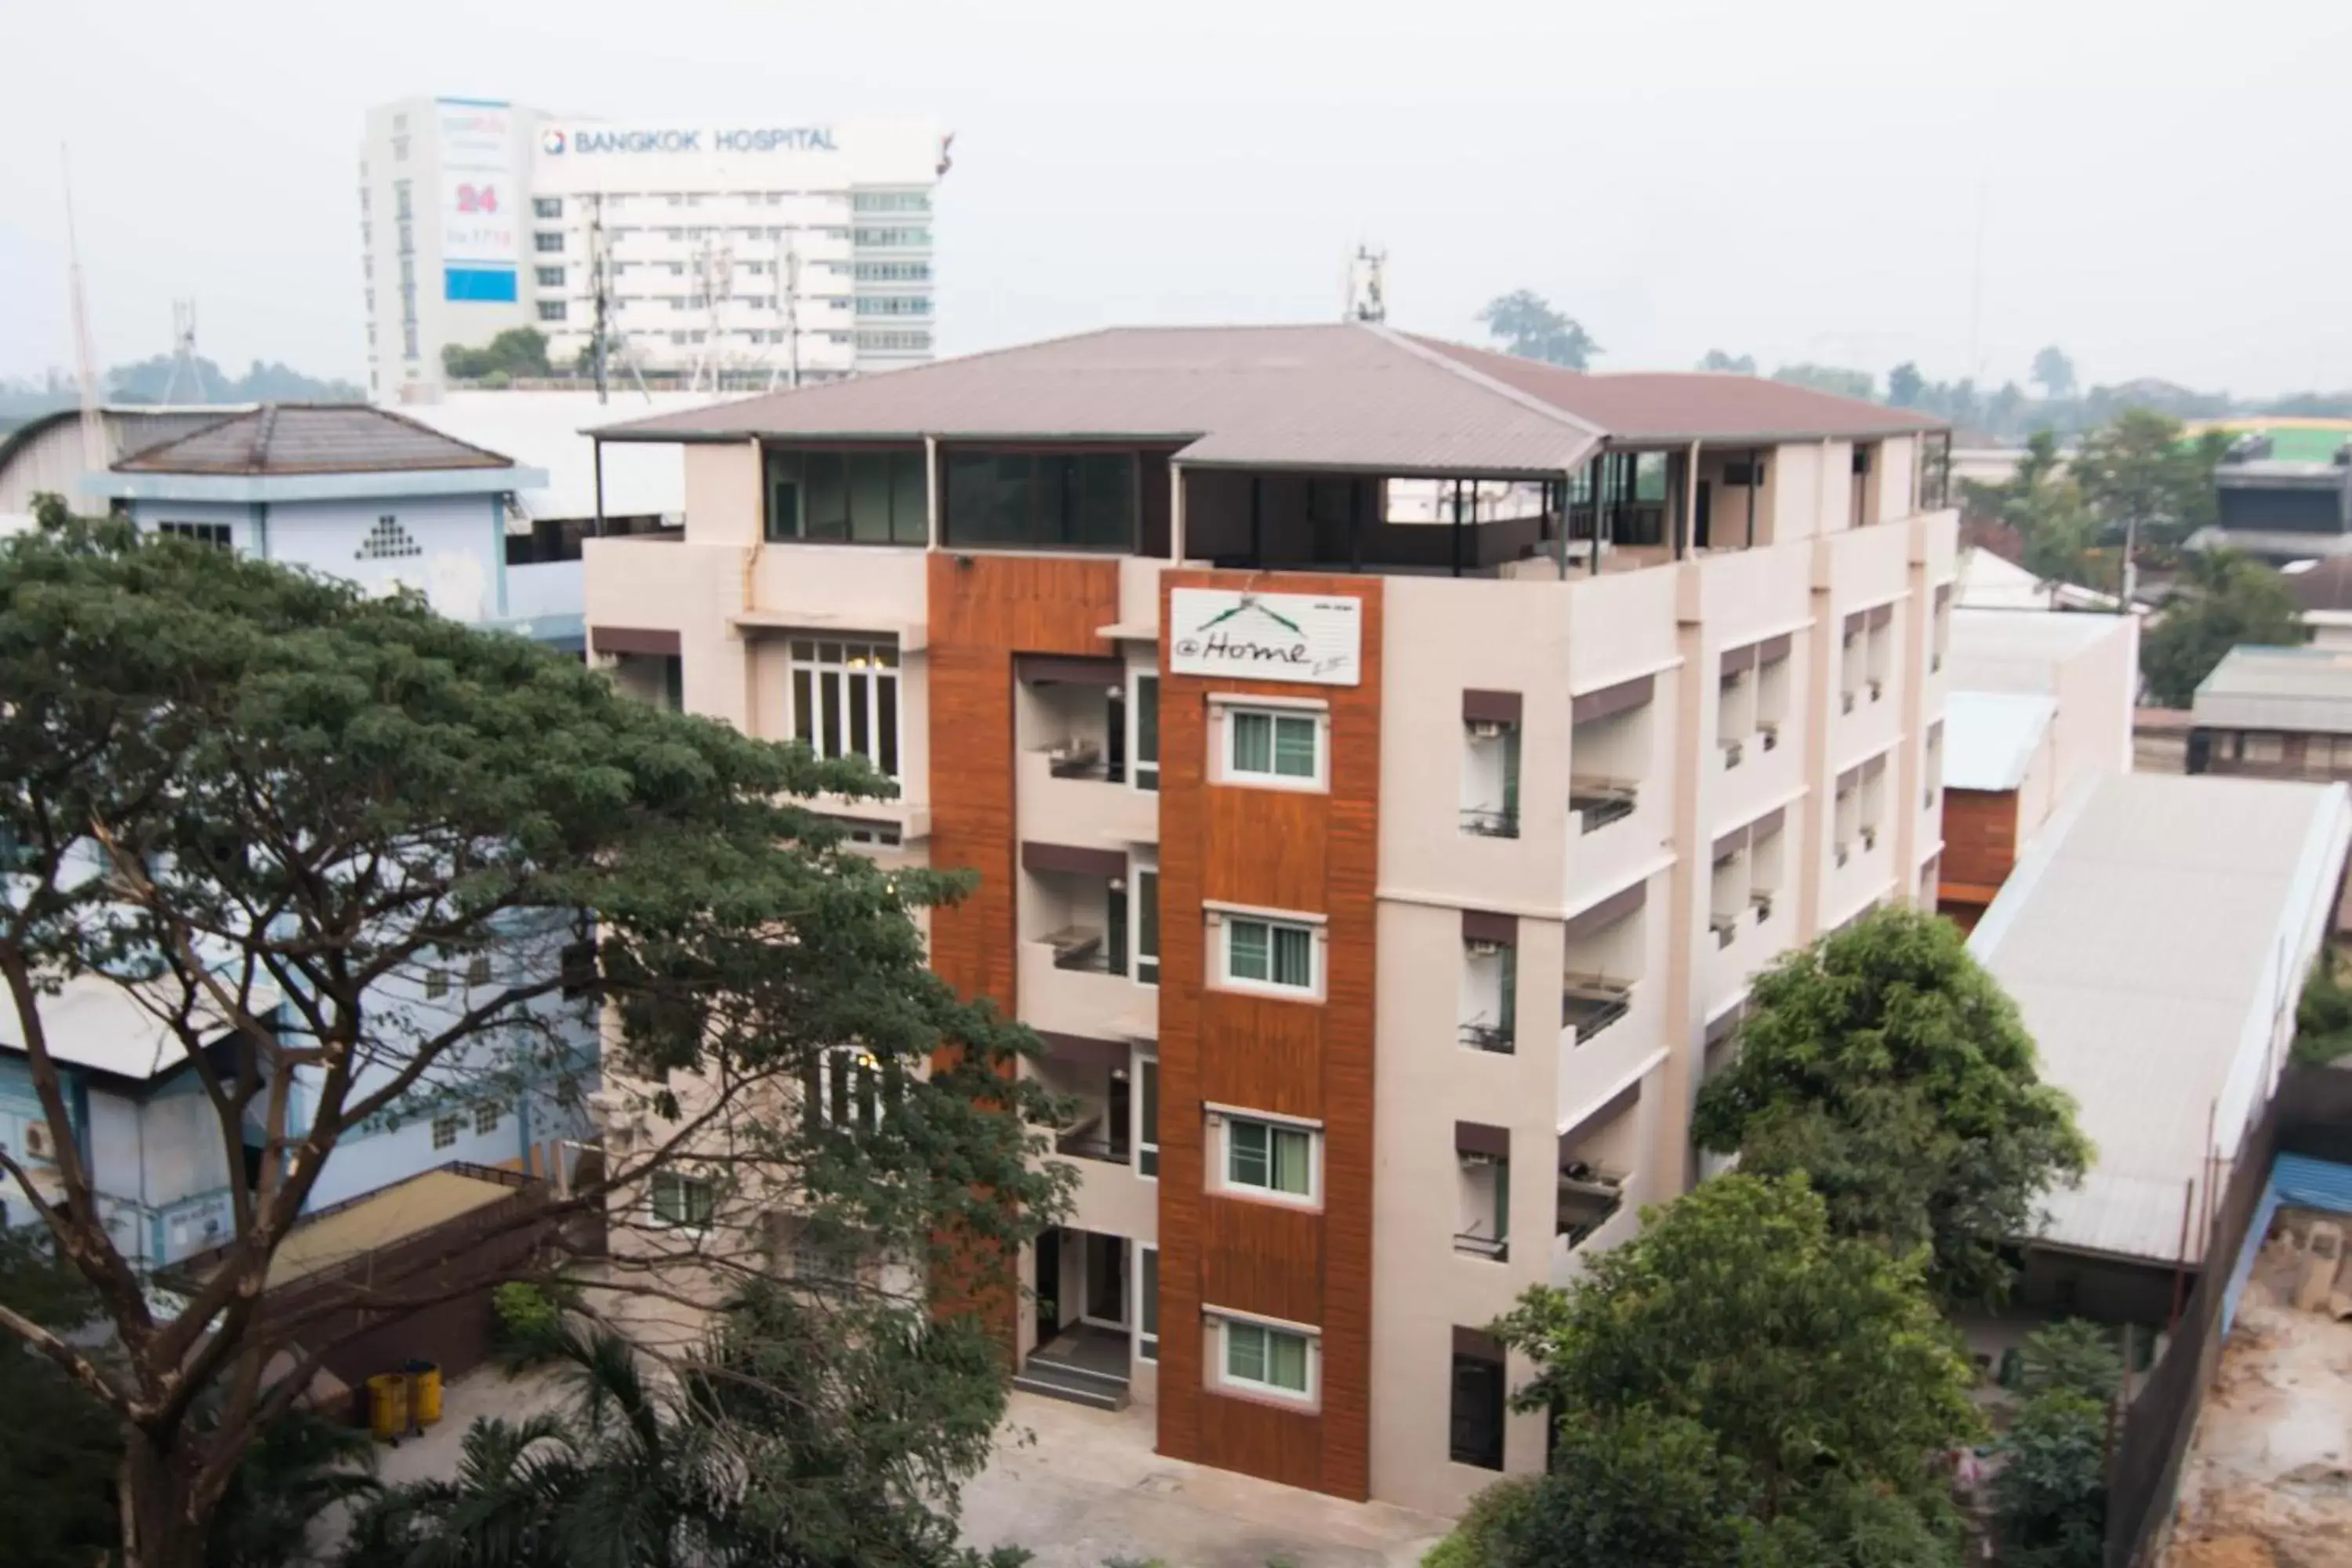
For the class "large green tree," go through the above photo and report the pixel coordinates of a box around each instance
[2071,408,2229,602]
[2031,347,2077,402]
[2140,548,2303,707]
[1693,906,2089,1303]
[1959,430,2103,591]
[1484,1174,1982,1566]
[441,326,554,383]
[1769,363,1876,401]
[0,502,1064,1568]
[1476,291,1600,369]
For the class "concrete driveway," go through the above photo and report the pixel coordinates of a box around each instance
[959,1392,1450,1568]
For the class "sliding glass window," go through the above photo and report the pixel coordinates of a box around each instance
[942,451,1135,550]
[764,449,927,543]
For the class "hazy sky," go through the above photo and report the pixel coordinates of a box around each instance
[4,0,2347,395]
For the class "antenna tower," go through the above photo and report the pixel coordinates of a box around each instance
[62,147,106,471]
[164,299,209,402]
[1345,244,1388,324]
[766,228,804,393]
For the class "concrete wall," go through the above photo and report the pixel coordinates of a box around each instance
[130,491,509,625]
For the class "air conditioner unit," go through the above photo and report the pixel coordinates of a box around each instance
[24,1123,51,1159]
[1457,1150,1498,1169]
[1466,938,1504,957]
[1468,720,1506,739]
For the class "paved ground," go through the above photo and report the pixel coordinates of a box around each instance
[960,1392,1450,1568]
[349,1371,1452,1567]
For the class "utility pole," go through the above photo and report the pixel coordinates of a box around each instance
[1345,244,1387,324]
[590,193,610,404]
[764,227,805,393]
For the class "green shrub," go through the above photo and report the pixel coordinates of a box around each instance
[1993,1390,2107,1568]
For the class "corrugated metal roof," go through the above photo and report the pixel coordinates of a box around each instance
[2193,644,2352,732]
[1944,691,2056,790]
[1969,772,2352,1264]
[1403,336,1947,441]
[1,970,283,1083]
[596,323,1943,474]
[1946,607,2132,694]
[116,404,517,476]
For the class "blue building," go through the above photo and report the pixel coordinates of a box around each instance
[82,402,577,648]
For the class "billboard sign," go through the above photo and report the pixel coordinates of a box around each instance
[437,99,518,301]
[1168,590,1363,687]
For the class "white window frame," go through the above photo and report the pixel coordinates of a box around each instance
[815,1045,889,1134]
[1210,1108,1322,1207]
[648,1170,717,1232]
[1128,670,1160,793]
[1214,700,1328,792]
[1213,909,1323,999]
[1210,1310,1319,1405]
[789,638,902,780]
[1131,858,1160,987]
[1137,1241,1159,1362]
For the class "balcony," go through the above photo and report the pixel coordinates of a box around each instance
[1460,807,1519,840]
[1019,938,1154,1042]
[1453,1229,1509,1263]
[1570,778,1638,834]
[1560,976,1633,1045]
[1552,1174,1640,1286]
[1016,749,1159,850]
[1458,1022,1514,1054]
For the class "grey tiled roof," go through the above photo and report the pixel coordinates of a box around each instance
[114,404,516,476]
[594,323,1944,475]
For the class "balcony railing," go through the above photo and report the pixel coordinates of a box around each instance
[1453,1229,1509,1262]
[1054,1128,1131,1164]
[1458,1022,1514,1054]
[1560,976,1633,1043]
[1038,740,1127,784]
[1460,807,1520,839]
[1570,779,1638,833]
[1042,924,1125,976]
[1556,1170,1628,1249]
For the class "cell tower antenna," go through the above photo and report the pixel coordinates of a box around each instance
[165,299,207,403]
[62,145,107,471]
[590,194,610,404]
[767,229,804,394]
[1345,244,1387,324]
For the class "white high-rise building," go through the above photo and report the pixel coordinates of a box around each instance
[360,97,944,402]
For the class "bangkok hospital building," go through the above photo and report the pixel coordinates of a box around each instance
[583,324,1958,1516]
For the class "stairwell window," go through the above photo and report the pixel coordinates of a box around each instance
[650,1171,717,1230]
[1223,706,1324,789]
[1138,1245,1159,1360]
[1221,914,1318,996]
[790,639,900,779]
[1131,674,1160,792]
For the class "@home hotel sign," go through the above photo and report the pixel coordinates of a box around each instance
[1168,589,1363,686]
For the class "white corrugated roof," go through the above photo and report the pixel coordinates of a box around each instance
[1956,549,2123,612]
[1943,691,2056,790]
[1970,772,2352,1265]
[2,971,281,1083]
[1946,607,2132,695]
[2191,644,2352,733]
[402,391,727,522]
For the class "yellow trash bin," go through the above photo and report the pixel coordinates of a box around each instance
[405,1359,443,1426]
[365,1374,409,1443]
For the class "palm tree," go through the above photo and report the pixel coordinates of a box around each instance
[207,1408,385,1568]
[343,1414,579,1568]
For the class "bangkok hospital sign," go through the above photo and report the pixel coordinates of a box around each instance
[1167,590,1363,687]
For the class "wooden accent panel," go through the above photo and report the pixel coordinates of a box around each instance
[1156,568,1381,1502]
[1197,997,1324,1120]
[1195,1393,1323,1491]
[1938,787,2021,896]
[925,553,1124,1346]
[1199,1196,1325,1324]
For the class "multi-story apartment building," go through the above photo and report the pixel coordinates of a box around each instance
[361,96,943,402]
[580,323,1958,1516]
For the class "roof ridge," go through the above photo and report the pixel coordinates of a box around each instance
[1365,325,1610,441]
[249,405,281,472]
[362,403,521,466]
[106,407,253,472]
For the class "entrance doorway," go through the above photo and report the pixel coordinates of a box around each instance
[1083,1231,1126,1327]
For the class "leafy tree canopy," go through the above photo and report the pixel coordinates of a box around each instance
[1693,906,2090,1302]
[2071,408,2227,557]
[0,500,1064,1568]
[1489,1173,1981,1565]
[2293,949,2352,1066]
[2032,347,2078,401]
[1769,363,1876,401]
[2140,548,2302,707]
[1697,349,1757,376]
[1888,361,1926,408]
[443,326,555,383]
[1476,291,1601,369]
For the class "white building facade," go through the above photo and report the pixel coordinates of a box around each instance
[361,99,943,402]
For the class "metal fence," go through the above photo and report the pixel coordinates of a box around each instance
[2106,1068,2352,1566]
